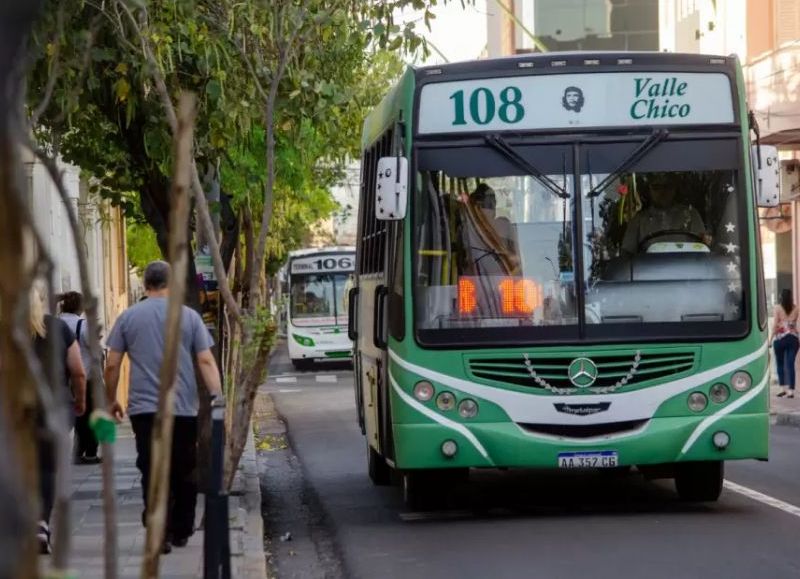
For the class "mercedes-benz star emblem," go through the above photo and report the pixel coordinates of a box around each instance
[567,358,598,388]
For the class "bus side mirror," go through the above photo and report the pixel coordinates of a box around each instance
[375,157,408,221]
[752,144,780,207]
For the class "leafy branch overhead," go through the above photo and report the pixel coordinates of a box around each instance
[27,0,438,233]
[26,0,461,494]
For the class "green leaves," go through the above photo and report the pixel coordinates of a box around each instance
[26,0,454,290]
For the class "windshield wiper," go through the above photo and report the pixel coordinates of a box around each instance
[585,128,670,198]
[485,134,569,199]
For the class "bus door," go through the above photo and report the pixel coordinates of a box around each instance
[351,127,403,465]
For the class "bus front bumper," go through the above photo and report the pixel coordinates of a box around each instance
[391,413,769,470]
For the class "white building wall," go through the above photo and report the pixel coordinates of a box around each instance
[659,0,746,59]
[25,155,105,308]
[486,0,508,58]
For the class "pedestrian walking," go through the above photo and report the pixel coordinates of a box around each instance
[58,291,101,464]
[31,284,87,554]
[103,261,223,553]
[772,288,799,398]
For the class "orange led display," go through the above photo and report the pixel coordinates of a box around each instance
[459,277,543,316]
[458,278,477,314]
[516,279,542,314]
[498,278,516,315]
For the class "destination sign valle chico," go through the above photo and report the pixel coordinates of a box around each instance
[417,72,734,134]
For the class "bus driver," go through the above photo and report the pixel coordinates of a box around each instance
[621,173,710,255]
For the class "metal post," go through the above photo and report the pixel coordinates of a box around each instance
[204,397,231,579]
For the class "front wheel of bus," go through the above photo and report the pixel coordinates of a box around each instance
[402,471,437,511]
[291,358,312,371]
[674,461,724,502]
[367,443,392,486]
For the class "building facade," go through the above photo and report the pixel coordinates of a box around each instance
[486,0,660,58]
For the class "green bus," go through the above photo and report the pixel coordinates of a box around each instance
[349,52,780,510]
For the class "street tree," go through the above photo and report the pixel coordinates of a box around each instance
[26,0,457,496]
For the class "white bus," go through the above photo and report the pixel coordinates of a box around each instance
[286,247,356,369]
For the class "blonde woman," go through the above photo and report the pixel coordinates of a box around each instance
[30,284,86,554]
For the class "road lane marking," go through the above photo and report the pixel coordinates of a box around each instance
[724,480,800,518]
[316,375,337,383]
[275,377,297,384]
[278,388,302,393]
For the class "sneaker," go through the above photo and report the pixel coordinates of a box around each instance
[171,536,190,548]
[37,521,51,555]
[777,391,787,397]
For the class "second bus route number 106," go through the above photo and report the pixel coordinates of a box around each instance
[449,86,525,126]
[315,257,353,271]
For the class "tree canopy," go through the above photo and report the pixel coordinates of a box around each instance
[27,0,440,278]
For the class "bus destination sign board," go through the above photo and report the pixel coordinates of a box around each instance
[290,254,354,275]
[417,72,734,134]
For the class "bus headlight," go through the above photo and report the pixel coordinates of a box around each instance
[731,371,752,392]
[436,392,456,411]
[709,383,730,404]
[292,334,315,347]
[687,392,708,412]
[458,399,479,419]
[413,381,435,402]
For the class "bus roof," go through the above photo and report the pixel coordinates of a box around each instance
[287,246,355,260]
[414,51,738,77]
[361,67,415,149]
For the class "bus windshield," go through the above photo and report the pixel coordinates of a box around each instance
[414,138,746,345]
[290,272,352,327]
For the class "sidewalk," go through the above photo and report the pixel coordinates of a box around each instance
[43,422,267,579]
[771,384,800,427]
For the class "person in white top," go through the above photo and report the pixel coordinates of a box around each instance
[771,289,799,398]
[58,291,99,463]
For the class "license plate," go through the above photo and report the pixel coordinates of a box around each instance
[557,451,618,469]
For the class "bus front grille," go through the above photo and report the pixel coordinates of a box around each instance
[517,419,648,439]
[467,351,696,392]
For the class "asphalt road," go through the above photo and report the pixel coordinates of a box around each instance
[259,343,800,579]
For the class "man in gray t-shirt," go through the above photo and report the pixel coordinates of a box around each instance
[104,261,222,550]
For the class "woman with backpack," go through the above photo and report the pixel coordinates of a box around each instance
[57,291,99,464]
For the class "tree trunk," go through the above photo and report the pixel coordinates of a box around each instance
[140,93,196,579]
[0,2,48,576]
[139,178,201,311]
[0,139,38,579]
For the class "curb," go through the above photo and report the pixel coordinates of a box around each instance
[772,412,800,428]
[242,424,269,579]
[230,424,268,579]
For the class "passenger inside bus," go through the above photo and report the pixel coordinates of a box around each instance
[470,184,517,254]
[620,172,711,255]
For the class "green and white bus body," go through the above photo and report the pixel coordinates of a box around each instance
[351,52,779,507]
[286,247,355,370]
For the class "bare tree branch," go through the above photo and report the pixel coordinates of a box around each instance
[141,92,196,579]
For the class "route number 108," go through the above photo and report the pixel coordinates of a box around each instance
[449,86,525,126]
